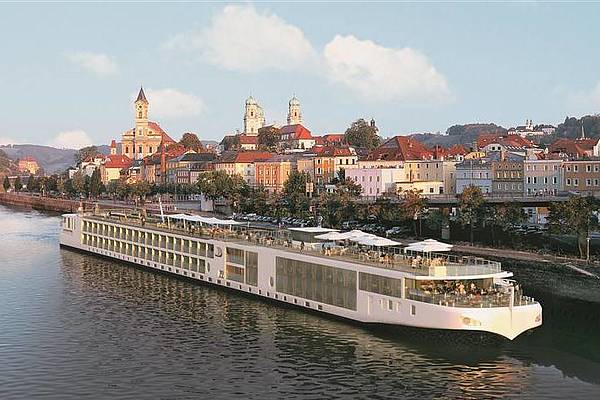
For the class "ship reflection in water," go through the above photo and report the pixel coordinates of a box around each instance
[0,205,599,399]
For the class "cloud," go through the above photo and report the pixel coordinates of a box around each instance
[50,130,94,149]
[163,5,316,72]
[138,88,204,119]
[66,51,119,77]
[323,35,451,102]
[0,136,17,145]
[565,83,600,115]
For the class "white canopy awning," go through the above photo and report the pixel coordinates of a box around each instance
[404,239,453,253]
[356,237,401,247]
[314,229,371,241]
[166,214,241,225]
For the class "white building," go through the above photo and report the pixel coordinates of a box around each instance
[455,159,493,194]
[523,159,563,196]
[346,167,405,197]
[243,96,265,135]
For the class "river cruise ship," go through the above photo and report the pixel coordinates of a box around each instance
[59,210,542,340]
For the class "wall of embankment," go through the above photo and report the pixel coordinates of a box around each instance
[0,193,104,213]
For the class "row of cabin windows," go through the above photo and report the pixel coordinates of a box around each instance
[82,221,214,258]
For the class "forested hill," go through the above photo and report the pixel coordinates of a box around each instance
[411,123,507,148]
[0,149,17,176]
[555,115,600,139]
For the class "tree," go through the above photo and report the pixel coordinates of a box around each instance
[131,181,151,205]
[3,175,10,191]
[547,196,599,258]
[72,170,85,196]
[258,126,280,151]
[74,145,98,165]
[344,118,380,150]
[458,185,486,245]
[221,135,240,151]
[27,174,36,192]
[197,170,249,211]
[398,189,428,237]
[14,176,22,191]
[282,171,311,218]
[179,132,204,152]
[485,203,526,246]
[89,168,103,198]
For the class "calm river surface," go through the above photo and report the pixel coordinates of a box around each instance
[1,205,599,399]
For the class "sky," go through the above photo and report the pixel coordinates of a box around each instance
[2,2,600,149]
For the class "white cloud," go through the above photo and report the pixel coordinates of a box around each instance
[565,83,600,115]
[66,51,119,77]
[0,136,17,145]
[139,88,204,119]
[163,5,316,72]
[323,35,451,102]
[50,130,94,150]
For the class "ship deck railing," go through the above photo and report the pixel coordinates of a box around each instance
[405,288,538,308]
[84,213,503,278]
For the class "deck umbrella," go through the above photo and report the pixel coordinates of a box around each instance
[404,239,453,253]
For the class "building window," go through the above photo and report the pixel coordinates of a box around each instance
[587,165,592,172]
[574,165,579,172]
[566,178,571,186]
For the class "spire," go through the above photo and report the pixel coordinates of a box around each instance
[136,86,148,104]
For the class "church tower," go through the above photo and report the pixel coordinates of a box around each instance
[287,95,302,125]
[243,96,265,135]
[135,86,149,137]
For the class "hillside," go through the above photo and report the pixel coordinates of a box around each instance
[411,123,507,149]
[555,115,600,139]
[0,149,17,176]
[0,144,110,174]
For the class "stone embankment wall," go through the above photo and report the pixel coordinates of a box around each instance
[0,193,98,213]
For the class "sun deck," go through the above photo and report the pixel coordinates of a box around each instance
[83,211,505,279]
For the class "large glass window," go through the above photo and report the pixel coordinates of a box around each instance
[359,272,403,298]
[245,251,258,286]
[276,257,356,310]
[226,264,245,283]
[226,247,245,265]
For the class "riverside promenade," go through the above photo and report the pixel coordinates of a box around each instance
[1,192,598,277]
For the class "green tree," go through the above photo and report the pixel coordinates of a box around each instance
[282,171,311,218]
[344,118,380,150]
[485,203,526,246]
[398,189,428,237]
[14,176,22,191]
[179,132,204,152]
[89,168,103,198]
[197,170,249,211]
[221,135,240,151]
[458,185,486,245]
[72,170,85,196]
[74,145,98,165]
[26,174,37,192]
[547,196,599,258]
[3,175,10,191]
[258,126,280,151]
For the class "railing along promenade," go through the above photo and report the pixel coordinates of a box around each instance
[85,212,502,279]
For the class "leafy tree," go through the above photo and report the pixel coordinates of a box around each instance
[221,135,240,151]
[335,177,363,197]
[197,170,249,211]
[179,132,204,152]
[446,123,506,137]
[72,170,85,196]
[258,126,280,151]
[240,185,271,215]
[398,189,428,236]
[89,168,103,198]
[547,196,599,258]
[344,118,380,150]
[3,175,10,191]
[14,176,22,191]
[485,203,526,246]
[458,185,486,245]
[282,171,311,218]
[131,181,151,204]
[26,174,37,192]
[56,176,65,196]
[74,145,98,165]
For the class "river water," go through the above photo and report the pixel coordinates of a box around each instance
[1,205,599,399]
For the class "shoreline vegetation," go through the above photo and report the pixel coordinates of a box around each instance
[2,192,599,280]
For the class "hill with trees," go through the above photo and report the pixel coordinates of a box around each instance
[0,144,109,173]
[554,115,600,139]
[411,123,507,148]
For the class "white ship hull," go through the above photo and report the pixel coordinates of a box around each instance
[59,213,542,340]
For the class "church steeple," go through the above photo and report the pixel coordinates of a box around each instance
[136,86,148,104]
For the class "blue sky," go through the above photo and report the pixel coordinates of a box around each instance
[2,2,600,149]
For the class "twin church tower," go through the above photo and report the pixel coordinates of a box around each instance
[243,95,303,135]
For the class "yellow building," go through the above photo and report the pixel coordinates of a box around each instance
[120,87,175,160]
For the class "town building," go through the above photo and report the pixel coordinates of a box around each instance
[17,156,40,175]
[279,124,315,150]
[243,96,265,135]
[80,154,106,177]
[346,166,405,197]
[365,136,434,162]
[455,159,493,194]
[287,96,302,125]
[255,154,301,193]
[562,159,600,196]
[311,146,358,187]
[167,152,215,184]
[548,137,600,158]
[238,134,259,150]
[120,87,176,160]
[523,158,563,196]
[214,151,273,186]
[490,153,524,197]
[100,155,132,184]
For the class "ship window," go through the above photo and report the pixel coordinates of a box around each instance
[359,272,403,298]
[226,264,244,283]
[388,299,393,310]
[245,251,258,286]
[411,305,416,316]
[318,305,323,311]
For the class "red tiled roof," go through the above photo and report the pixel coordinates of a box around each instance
[446,144,468,156]
[104,155,132,169]
[238,134,258,145]
[477,133,533,149]
[312,145,354,157]
[218,151,274,164]
[279,124,312,140]
[313,133,346,146]
[366,136,433,161]
[548,139,590,157]
[148,121,175,143]
[110,139,117,148]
